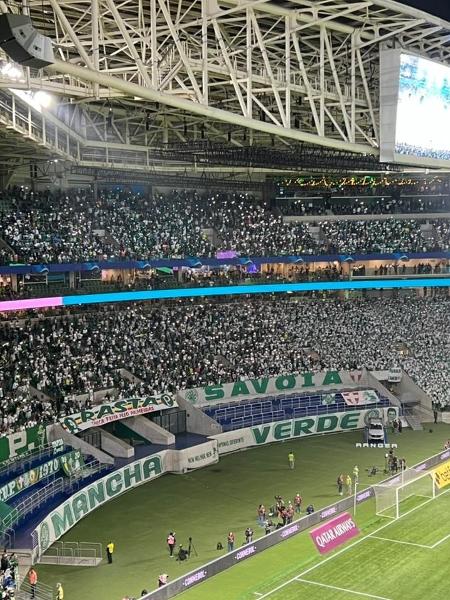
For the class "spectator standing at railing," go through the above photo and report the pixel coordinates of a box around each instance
[28,567,37,599]
[8,553,17,582]
[0,551,8,572]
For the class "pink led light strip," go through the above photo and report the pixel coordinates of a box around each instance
[0,296,63,312]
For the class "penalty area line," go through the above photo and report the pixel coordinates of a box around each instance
[255,486,450,599]
[296,578,393,600]
[369,535,433,549]
[431,532,450,548]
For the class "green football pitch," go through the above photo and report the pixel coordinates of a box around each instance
[36,424,450,599]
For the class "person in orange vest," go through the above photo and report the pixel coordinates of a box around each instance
[106,540,115,564]
[167,532,176,557]
[28,567,38,599]
[227,532,235,553]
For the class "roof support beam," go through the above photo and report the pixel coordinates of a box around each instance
[46,59,378,155]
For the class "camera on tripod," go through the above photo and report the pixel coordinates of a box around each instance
[176,545,188,561]
[176,536,197,561]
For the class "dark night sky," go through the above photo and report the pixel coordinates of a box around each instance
[401,0,450,20]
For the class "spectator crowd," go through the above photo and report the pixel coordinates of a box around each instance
[0,187,449,264]
[0,295,448,435]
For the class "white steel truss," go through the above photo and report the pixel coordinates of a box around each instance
[0,0,449,169]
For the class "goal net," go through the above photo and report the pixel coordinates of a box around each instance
[373,469,436,519]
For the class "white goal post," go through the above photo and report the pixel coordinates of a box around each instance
[372,469,436,520]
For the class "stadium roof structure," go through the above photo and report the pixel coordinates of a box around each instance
[0,0,450,184]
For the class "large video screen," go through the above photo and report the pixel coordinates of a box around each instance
[395,54,450,162]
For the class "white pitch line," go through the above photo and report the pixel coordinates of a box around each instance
[255,487,450,600]
[431,532,450,548]
[369,535,432,549]
[296,578,393,600]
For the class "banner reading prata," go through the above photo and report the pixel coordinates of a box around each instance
[310,512,359,554]
[60,395,178,434]
[0,424,47,465]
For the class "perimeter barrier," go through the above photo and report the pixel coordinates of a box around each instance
[142,448,450,599]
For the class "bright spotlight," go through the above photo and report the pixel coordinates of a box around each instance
[1,62,22,80]
[34,90,52,108]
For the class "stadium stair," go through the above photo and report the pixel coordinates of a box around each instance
[203,390,393,432]
[404,413,424,431]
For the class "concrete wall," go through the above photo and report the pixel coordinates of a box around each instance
[395,371,435,422]
[176,394,222,436]
[366,371,402,408]
[123,416,175,445]
[94,428,134,458]
[47,424,114,465]
[284,212,450,223]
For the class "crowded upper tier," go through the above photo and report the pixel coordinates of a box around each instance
[0,187,449,265]
[0,295,448,435]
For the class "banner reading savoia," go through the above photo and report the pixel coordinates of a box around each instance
[60,395,178,434]
[179,370,366,406]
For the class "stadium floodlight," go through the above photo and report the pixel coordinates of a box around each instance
[34,90,52,108]
[1,61,22,80]
[373,469,436,520]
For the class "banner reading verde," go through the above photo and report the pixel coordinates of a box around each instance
[60,395,178,434]
[210,407,399,454]
[434,461,450,489]
[0,449,82,503]
[0,424,47,465]
[37,453,166,554]
[180,370,366,406]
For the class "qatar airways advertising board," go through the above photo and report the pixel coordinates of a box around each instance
[310,512,360,555]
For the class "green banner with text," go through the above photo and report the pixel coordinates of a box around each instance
[0,449,82,503]
[60,395,178,434]
[180,370,366,406]
[0,424,47,465]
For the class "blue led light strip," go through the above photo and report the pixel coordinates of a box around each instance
[61,278,450,307]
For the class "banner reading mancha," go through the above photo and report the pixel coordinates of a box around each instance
[37,453,166,554]
[60,394,178,434]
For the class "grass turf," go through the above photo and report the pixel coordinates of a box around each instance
[256,489,450,600]
[36,423,450,599]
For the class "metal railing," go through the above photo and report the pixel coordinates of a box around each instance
[18,579,53,600]
[0,441,67,483]
[2,478,65,532]
[40,541,103,567]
